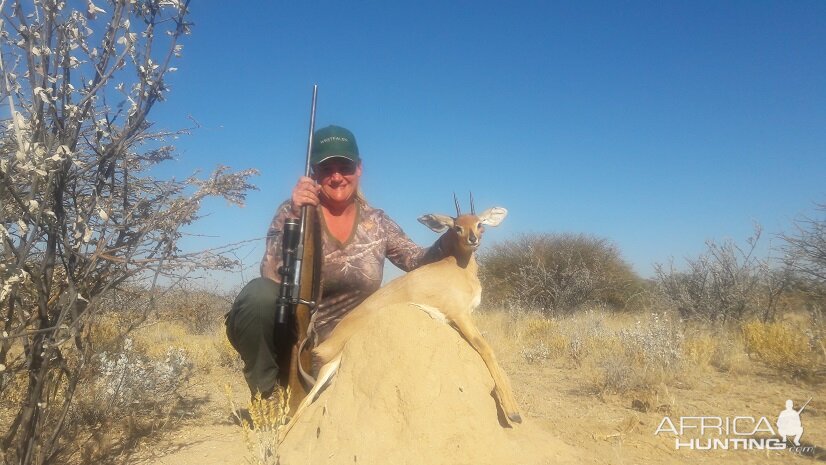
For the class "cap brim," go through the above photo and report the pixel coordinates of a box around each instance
[312,154,360,165]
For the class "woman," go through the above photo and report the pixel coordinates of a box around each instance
[226,125,443,398]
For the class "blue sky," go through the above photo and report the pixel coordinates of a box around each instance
[151,1,825,289]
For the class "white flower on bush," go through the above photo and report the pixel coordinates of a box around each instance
[95,338,193,408]
[618,313,683,369]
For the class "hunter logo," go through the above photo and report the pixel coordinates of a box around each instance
[654,397,813,452]
[777,398,808,446]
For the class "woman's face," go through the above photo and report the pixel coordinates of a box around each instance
[313,158,362,208]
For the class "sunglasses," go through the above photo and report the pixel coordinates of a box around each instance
[313,161,358,178]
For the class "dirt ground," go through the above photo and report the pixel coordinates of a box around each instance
[131,326,825,465]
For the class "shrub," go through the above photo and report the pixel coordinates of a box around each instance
[709,333,748,373]
[596,352,638,393]
[78,338,194,419]
[742,320,818,374]
[810,306,826,359]
[618,313,683,373]
[479,233,643,315]
[782,203,826,295]
[586,312,685,393]
[155,287,234,335]
[565,309,616,365]
[58,335,198,464]
[561,310,685,394]
[654,226,791,323]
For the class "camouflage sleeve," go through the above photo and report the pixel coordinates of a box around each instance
[260,200,297,282]
[382,213,445,272]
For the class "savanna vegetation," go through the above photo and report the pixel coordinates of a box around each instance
[477,214,826,399]
[1,1,824,464]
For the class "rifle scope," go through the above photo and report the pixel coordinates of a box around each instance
[275,218,302,325]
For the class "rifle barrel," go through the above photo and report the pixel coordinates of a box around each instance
[287,85,319,304]
[304,85,318,178]
[798,397,812,414]
[298,84,318,246]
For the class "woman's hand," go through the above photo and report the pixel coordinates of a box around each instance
[290,176,320,216]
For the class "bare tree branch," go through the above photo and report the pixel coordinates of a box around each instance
[0,2,257,463]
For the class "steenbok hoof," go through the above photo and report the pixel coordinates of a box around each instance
[509,413,522,424]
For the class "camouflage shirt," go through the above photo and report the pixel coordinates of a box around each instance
[261,200,442,342]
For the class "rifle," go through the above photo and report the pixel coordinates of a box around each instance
[275,85,322,407]
[798,397,812,414]
[275,84,318,325]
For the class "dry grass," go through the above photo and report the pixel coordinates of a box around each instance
[742,320,819,374]
[213,323,244,369]
[477,305,825,404]
[129,319,230,375]
[514,316,568,363]
[70,296,239,464]
[681,332,716,368]
[9,293,822,464]
[0,369,27,415]
[225,386,291,465]
[0,305,236,465]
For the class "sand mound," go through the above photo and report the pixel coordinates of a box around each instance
[279,303,580,465]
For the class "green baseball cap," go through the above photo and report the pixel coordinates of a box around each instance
[311,125,360,165]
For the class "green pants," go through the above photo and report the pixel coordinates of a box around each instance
[225,277,290,397]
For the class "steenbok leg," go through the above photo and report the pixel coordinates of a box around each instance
[451,314,522,425]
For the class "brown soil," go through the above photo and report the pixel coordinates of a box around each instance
[134,307,825,465]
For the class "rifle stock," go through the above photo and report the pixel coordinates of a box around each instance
[285,207,321,408]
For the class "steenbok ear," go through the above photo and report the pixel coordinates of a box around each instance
[418,214,454,233]
[478,207,508,227]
